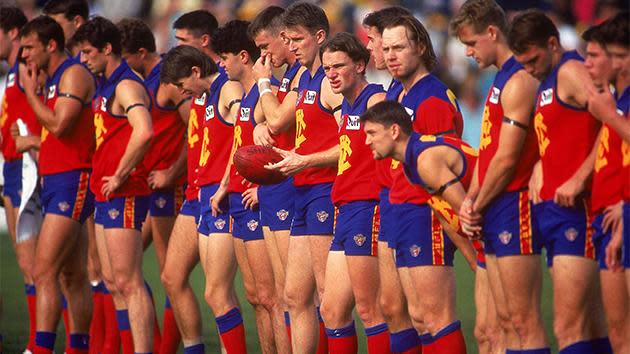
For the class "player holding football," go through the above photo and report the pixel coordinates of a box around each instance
[450,1,546,353]
[509,10,611,354]
[74,16,155,353]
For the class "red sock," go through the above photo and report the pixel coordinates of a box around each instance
[284,312,292,349]
[89,283,105,354]
[62,296,70,352]
[326,323,358,354]
[426,322,466,354]
[116,310,134,354]
[401,348,422,354]
[219,324,247,354]
[317,320,328,354]
[101,290,121,354]
[153,314,162,354]
[365,324,391,354]
[34,346,54,354]
[25,284,37,352]
[159,297,181,354]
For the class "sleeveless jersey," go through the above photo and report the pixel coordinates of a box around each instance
[293,66,339,186]
[91,60,151,201]
[534,51,600,201]
[477,56,538,190]
[196,74,233,188]
[1,61,41,162]
[376,79,404,190]
[389,74,464,205]
[143,61,186,185]
[616,87,630,201]
[185,92,206,199]
[274,61,301,151]
[228,84,259,193]
[331,84,384,205]
[40,56,95,175]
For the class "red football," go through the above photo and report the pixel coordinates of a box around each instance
[233,145,287,185]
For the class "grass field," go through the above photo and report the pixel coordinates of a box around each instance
[0,230,557,353]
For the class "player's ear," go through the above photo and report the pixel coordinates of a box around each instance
[191,66,201,78]
[547,36,558,51]
[103,42,113,56]
[201,34,210,49]
[487,25,498,41]
[8,27,19,41]
[315,29,327,45]
[239,50,249,64]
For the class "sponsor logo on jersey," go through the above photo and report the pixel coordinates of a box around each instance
[194,93,206,105]
[205,105,215,121]
[316,210,329,222]
[277,209,289,221]
[247,219,259,231]
[280,78,290,92]
[304,90,316,104]
[108,208,120,220]
[7,73,15,88]
[539,88,553,107]
[409,244,421,257]
[100,97,107,111]
[48,85,57,99]
[58,201,70,212]
[499,231,512,245]
[214,218,226,230]
[240,107,251,121]
[403,106,415,121]
[564,227,578,242]
[489,87,500,104]
[353,234,366,247]
[155,197,167,209]
[345,115,361,131]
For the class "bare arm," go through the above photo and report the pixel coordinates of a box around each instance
[473,71,539,213]
[23,64,94,137]
[588,85,630,142]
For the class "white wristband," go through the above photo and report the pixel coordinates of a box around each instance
[260,88,273,96]
[258,78,271,86]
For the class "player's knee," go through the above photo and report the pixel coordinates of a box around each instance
[33,262,57,286]
[204,284,233,311]
[283,283,311,310]
[160,268,181,295]
[553,313,585,342]
[256,287,279,313]
[112,274,142,299]
[606,317,626,348]
[16,254,34,279]
[379,292,405,320]
[474,318,488,344]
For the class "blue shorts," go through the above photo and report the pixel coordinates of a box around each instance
[392,203,455,268]
[94,195,149,230]
[378,188,395,248]
[229,192,263,242]
[483,190,542,257]
[259,177,295,231]
[624,202,630,269]
[41,170,94,224]
[331,200,379,256]
[532,200,595,267]
[291,183,335,236]
[149,185,184,217]
[197,184,231,236]
[179,198,200,224]
[2,159,22,207]
[592,213,613,270]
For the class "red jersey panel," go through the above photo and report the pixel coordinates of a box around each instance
[332,84,384,205]
[534,51,600,201]
[197,74,233,188]
[1,62,41,162]
[293,67,338,186]
[477,56,538,191]
[389,74,463,205]
[227,84,259,194]
[90,61,150,201]
[185,92,206,200]
[144,61,186,185]
[273,61,300,151]
[40,57,95,175]
[613,87,630,201]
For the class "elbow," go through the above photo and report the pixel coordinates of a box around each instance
[266,120,284,135]
[140,129,153,146]
[48,123,68,138]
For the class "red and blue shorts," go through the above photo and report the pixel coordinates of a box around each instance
[149,185,185,217]
[378,188,395,248]
[2,159,22,207]
[330,200,379,256]
[291,183,335,236]
[41,169,94,224]
[179,198,200,224]
[258,177,295,231]
[95,195,149,230]
[229,192,264,242]
[197,183,231,236]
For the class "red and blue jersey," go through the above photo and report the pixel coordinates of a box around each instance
[185,92,206,200]
[40,56,95,175]
[478,56,538,191]
[294,66,338,186]
[91,60,151,201]
[274,61,301,151]
[228,84,259,193]
[1,61,41,162]
[144,61,186,185]
[389,74,463,205]
[376,79,404,190]
[332,83,384,205]
[196,74,233,188]
[534,51,600,201]
[615,87,630,201]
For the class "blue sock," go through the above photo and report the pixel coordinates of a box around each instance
[62,295,68,309]
[35,331,57,350]
[69,333,89,349]
[390,327,420,352]
[116,310,131,331]
[590,337,612,354]
[316,306,324,323]
[215,307,243,334]
[103,284,111,295]
[365,323,388,337]
[559,340,592,354]
[165,296,172,309]
[506,349,552,354]
[183,343,205,354]
[325,321,356,339]
[419,332,434,346]
[433,320,461,340]
[25,284,36,296]
[284,311,291,326]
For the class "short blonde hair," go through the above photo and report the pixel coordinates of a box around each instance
[449,0,508,36]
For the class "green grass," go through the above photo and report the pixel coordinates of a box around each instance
[0,232,556,353]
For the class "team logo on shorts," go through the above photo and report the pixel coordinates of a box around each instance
[316,210,329,223]
[409,244,421,258]
[155,197,167,209]
[277,209,289,221]
[247,219,259,231]
[108,208,120,220]
[58,201,70,212]
[353,234,366,247]
[214,218,226,230]
[564,227,578,242]
[499,231,512,245]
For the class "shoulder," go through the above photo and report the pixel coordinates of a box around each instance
[557,59,588,82]
[61,63,92,83]
[367,91,386,108]
[221,80,244,99]
[502,70,539,101]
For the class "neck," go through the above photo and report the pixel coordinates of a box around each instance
[401,66,429,92]
[343,78,368,105]
[104,56,122,79]
[617,71,630,93]
[307,54,322,75]
[240,66,256,93]
[204,72,219,91]
[143,53,161,77]
[495,41,512,69]
[286,52,296,67]
[392,134,411,162]
[47,51,69,77]
[204,49,220,63]
[7,42,19,67]
[550,47,565,70]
